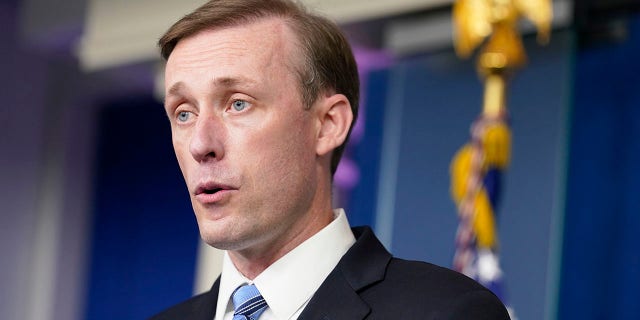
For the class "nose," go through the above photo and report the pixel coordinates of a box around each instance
[189,113,225,163]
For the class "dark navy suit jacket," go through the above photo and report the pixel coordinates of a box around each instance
[150,226,510,320]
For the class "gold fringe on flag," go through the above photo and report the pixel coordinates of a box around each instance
[450,0,552,316]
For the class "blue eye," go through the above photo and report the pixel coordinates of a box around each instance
[232,100,248,112]
[177,111,191,122]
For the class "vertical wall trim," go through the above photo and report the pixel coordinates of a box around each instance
[374,65,407,250]
[544,31,576,320]
[25,106,66,320]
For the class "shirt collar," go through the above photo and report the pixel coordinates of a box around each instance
[215,208,355,320]
[215,252,250,319]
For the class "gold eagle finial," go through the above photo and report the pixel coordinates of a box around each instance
[453,0,552,69]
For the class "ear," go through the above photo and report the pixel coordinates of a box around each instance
[315,93,353,156]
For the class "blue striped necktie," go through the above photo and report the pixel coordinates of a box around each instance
[232,284,268,320]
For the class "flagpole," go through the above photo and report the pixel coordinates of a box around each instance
[450,0,553,318]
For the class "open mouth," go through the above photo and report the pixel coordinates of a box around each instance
[203,187,223,195]
[195,183,234,197]
[194,183,233,204]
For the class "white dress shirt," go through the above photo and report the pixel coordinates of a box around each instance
[213,208,356,320]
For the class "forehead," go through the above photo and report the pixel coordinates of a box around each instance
[165,18,301,81]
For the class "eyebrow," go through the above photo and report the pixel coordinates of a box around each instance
[166,82,185,98]
[164,76,258,106]
[213,76,257,88]
[164,81,186,108]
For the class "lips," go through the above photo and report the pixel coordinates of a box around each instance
[194,182,237,204]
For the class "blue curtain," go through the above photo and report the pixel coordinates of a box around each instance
[559,13,640,320]
[85,97,199,319]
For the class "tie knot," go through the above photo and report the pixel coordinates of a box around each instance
[232,284,268,320]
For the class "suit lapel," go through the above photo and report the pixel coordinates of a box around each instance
[297,227,392,320]
[296,268,370,320]
[188,277,221,320]
[150,277,220,320]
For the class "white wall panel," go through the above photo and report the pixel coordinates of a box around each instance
[303,0,450,22]
[78,0,204,70]
[78,0,451,70]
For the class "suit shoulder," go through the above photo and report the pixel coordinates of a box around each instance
[148,291,215,320]
[361,258,510,319]
[386,258,487,293]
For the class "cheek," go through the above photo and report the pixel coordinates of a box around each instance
[253,115,313,160]
[238,116,314,184]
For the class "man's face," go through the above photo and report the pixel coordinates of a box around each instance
[164,19,321,253]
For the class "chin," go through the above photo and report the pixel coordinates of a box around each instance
[197,219,226,247]
[197,219,241,250]
[199,230,232,250]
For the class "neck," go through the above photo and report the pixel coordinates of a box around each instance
[229,208,333,279]
[229,168,335,280]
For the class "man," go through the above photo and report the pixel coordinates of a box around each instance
[151,0,510,319]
